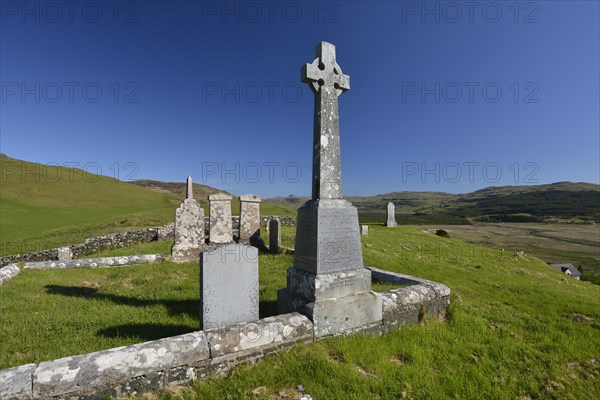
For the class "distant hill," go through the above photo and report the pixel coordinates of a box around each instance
[0,157,179,255]
[0,157,295,255]
[267,182,600,223]
[131,179,296,216]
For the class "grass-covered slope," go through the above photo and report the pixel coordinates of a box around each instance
[1,227,598,399]
[0,157,295,256]
[0,157,179,255]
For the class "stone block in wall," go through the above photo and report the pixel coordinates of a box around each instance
[32,331,210,398]
[0,264,20,286]
[205,312,313,372]
[0,363,36,400]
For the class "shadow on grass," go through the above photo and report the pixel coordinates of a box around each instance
[97,323,194,341]
[44,285,199,320]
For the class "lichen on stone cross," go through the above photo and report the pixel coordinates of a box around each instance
[301,41,350,200]
[186,176,193,199]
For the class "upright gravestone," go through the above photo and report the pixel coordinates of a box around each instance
[239,194,262,244]
[269,218,281,254]
[277,42,382,337]
[200,243,259,329]
[171,176,205,262]
[57,247,72,262]
[385,202,397,227]
[208,193,233,244]
[361,225,369,236]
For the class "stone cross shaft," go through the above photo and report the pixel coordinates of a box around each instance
[301,41,350,200]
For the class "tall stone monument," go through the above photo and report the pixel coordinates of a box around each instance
[269,218,281,254]
[239,194,261,244]
[208,193,233,244]
[171,176,205,262]
[277,42,382,337]
[385,202,397,227]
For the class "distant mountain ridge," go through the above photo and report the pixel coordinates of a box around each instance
[131,179,295,216]
[267,182,600,221]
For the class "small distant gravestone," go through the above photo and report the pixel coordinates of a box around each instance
[385,202,397,227]
[269,218,281,253]
[172,176,205,262]
[361,225,369,235]
[57,247,72,262]
[239,194,261,244]
[208,193,233,244]
[200,243,259,329]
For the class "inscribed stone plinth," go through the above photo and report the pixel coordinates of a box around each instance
[277,42,382,337]
[209,193,233,244]
[200,243,259,329]
[239,194,261,243]
[172,177,204,262]
[293,199,363,275]
[269,218,281,254]
[385,202,397,227]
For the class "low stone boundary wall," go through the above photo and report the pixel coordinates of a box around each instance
[0,228,159,267]
[0,264,19,286]
[0,313,312,400]
[24,255,164,270]
[262,216,296,226]
[0,269,449,399]
[367,267,451,330]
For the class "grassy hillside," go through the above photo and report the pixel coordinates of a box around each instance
[132,179,296,216]
[445,182,600,219]
[0,226,598,399]
[0,157,179,255]
[0,158,294,256]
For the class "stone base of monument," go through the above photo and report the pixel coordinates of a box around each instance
[171,245,201,263]
[200,243,259,330]
[278,286,382,338]
[277,267,383,338]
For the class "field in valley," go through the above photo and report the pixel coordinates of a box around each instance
[418,223,600,284]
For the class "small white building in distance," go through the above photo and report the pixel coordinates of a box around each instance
[548,263,582,280]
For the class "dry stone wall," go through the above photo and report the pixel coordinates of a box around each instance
[0,228,159,267]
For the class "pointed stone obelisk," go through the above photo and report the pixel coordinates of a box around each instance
[171,176,205,262]
[277,42,382,337]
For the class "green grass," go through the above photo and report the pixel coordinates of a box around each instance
[1,226,599,399]
[0,158,178,255]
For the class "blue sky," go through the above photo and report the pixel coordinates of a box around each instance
[1,0,598,198]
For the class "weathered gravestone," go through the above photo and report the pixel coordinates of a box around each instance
[239,194,262,244]
[277,42,382,337]
[208,193,233,244]
[361,225,369,236]
[385,202,397,227]
[269,218,281,254]
[200,243,259,329]
[57,247,72,262]
[171,176,205,262]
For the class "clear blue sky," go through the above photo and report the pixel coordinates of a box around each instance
[1,1,598,198]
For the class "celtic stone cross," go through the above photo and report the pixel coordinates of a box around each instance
[301,41,350,200]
